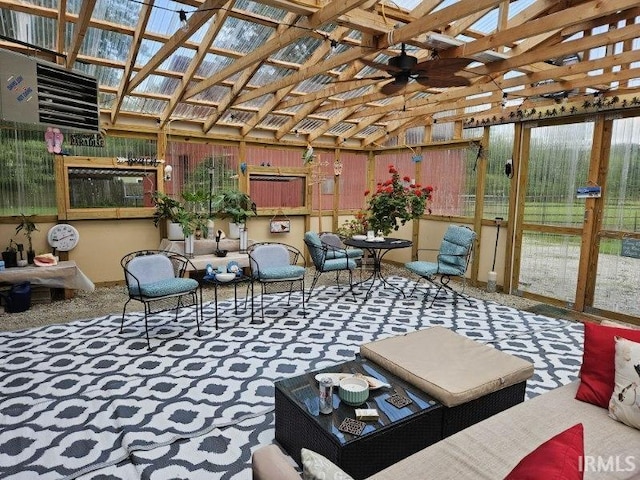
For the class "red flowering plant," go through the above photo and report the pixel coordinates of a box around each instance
[365,164,433,236]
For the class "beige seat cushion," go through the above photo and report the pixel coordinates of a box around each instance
[252,444,301,480]
[360,326,533,407]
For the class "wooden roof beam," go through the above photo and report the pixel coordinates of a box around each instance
[185,0,374,100]
[65,0,96,68]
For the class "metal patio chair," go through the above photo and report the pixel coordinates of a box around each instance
[405,225,477,307]
[304,231,357,301]
[121,250,202,349]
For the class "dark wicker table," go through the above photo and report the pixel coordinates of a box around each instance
[274,357,443,479]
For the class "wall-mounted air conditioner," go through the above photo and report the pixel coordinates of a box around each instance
[0,49,99,132]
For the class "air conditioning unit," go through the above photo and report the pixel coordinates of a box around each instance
[0,49,99,132]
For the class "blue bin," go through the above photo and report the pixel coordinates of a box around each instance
[0,281,31,313]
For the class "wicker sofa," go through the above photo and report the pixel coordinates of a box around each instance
[253,380,640,479]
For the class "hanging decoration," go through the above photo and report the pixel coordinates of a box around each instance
[270,210,291,233]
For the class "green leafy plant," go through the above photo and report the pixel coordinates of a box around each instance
[212,190,257,225]
[15,213,38,255]
[5,239,17,252]
[336,210,370,237]
[151,191,186,226]
[365,164,433,236]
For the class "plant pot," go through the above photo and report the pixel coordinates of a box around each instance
[195,228,203,240]
[2,251,17,268]
[239,226,248,252]
[184,235,195,257]
[166,220,185,240]
[27,250,36,265]
[228,222,243,239]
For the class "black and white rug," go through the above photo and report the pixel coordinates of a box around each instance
[0,277,584,480]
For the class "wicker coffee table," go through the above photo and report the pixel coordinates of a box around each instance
[274,357,443,479]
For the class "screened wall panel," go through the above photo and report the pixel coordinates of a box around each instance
[525,122,593,226]
[338,152,367,210]
[484,124,514,220]
[519,232,580,303]
[593,238,640,317]
[418,148,471,217]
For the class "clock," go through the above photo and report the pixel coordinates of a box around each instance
[47,224,80,251]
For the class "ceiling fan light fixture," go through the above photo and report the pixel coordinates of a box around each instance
[178,10,189,32]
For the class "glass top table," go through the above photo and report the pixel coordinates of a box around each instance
[274,356,442,479]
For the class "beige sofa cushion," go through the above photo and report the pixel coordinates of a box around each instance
[252,444,301,480]
[360,326,533,407]
[369,381,640,480]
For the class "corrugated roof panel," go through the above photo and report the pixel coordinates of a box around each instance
[160,48,196,73]
[327,123,354,135]
[145,1,179,36]
[132,74,179,95]
[471,0,535,34]
[257,114,290,129]
[92,0,141,28]
[137,38,164,67]
[79,27,132,63]
[250,65,294,87]
[99,92,115,109]
[296,74,335,94]
[173,103,216,119]
[334,85,378,101]
[235,0,288,21]
[122,96,167,115]
[298,118,325,131]
[192,84,230,103]
[196,53,234,77]
[357,126,379,137]
[90,65,123,88]
[271,37,324,64]
[214,17,273,54]
[0,10,56,51]
[406,126,425,144]
[221,109,253,124]
[240,94,274,109]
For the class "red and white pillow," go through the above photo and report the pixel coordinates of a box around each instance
[575,322,640,408]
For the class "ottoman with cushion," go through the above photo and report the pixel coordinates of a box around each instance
[360,326,534,436]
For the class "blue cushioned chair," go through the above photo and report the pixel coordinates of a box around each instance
[247,242,306,322]
[405,225,476,307]
[305,232,357,301]
[319,232,364,261]
[121,250,202,349]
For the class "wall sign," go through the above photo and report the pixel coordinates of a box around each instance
[70,133,105,147]
[621,238,640,259]
[576,186,601,199]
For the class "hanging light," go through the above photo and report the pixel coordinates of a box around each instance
[501,92,508,109]
[178,10,189,32]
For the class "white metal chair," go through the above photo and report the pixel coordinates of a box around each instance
[121,250,202,349]
[405,225,476,307]
[247,242,306,322]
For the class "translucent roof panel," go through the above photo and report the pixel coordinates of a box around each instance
[173,104,217,119]
[192,84,230,103]
[132,75,180,96]
[471,0,536,34]
[234,0,288,21]
[257,114,290,129]
[92,0,142,28]
[249,65,295,88]
[0,11,57,51]
[159,48,196,73]
[80,27,132,62]
[196,53,235,77]
[214,17,273,53]
[145,0,183,36]
[271,37,324,65]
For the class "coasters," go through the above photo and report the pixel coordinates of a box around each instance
[386,393,413,408]
[338,417,366,436]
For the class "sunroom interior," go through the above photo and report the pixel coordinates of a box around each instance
[0,0,639,324]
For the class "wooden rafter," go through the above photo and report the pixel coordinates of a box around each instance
[65,0,96,68]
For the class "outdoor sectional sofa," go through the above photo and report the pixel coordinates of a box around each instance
[253,322,640,480]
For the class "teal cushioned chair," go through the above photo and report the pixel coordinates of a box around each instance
[121,250,202,350]
[248,242,306,322]
[319,232,364,261]
[405,225,476,307]
[304,232,357,301]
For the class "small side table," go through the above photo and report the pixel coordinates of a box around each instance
[203,273,254,328]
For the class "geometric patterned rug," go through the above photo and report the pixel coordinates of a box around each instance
[0,276,584,479]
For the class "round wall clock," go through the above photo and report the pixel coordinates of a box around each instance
[47,224,80,251]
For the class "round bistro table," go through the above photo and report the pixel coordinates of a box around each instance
[343,237,412,298]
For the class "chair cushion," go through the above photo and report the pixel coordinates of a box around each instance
[259,265,305,280]
[304,232,326,268]
[127,254,175,285]
[439,226,475,269]
[405,260,463,277]
[130,277,198,297]
[322,258,356,272]
[250,244,290,271]
[326,248,363,260]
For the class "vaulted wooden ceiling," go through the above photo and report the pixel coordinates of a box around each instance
[2,0,640,148]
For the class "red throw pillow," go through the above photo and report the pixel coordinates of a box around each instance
[504,423,584,480]
[576,322,640,408]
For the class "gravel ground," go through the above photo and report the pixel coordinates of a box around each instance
[0,265,542,333]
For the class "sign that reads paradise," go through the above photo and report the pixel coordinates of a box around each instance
[70,133,105,148]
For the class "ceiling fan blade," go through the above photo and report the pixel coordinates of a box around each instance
[360,58,400,73]
[416,75,471,88]
[381,78,408,95]
[413,57,474,73]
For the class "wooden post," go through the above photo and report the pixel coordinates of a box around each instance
[470,129,489,286]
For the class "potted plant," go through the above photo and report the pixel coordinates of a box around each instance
[152,191,187,240]
[212,189,257,239]
[15,214,38,264]
[181,190,212,239]
[2,239,18,268]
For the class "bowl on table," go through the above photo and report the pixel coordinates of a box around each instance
[351,235,367,241]
[339,376,370,406]
[214,272,236,282]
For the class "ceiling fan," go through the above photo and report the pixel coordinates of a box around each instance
[361,44,473,95]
